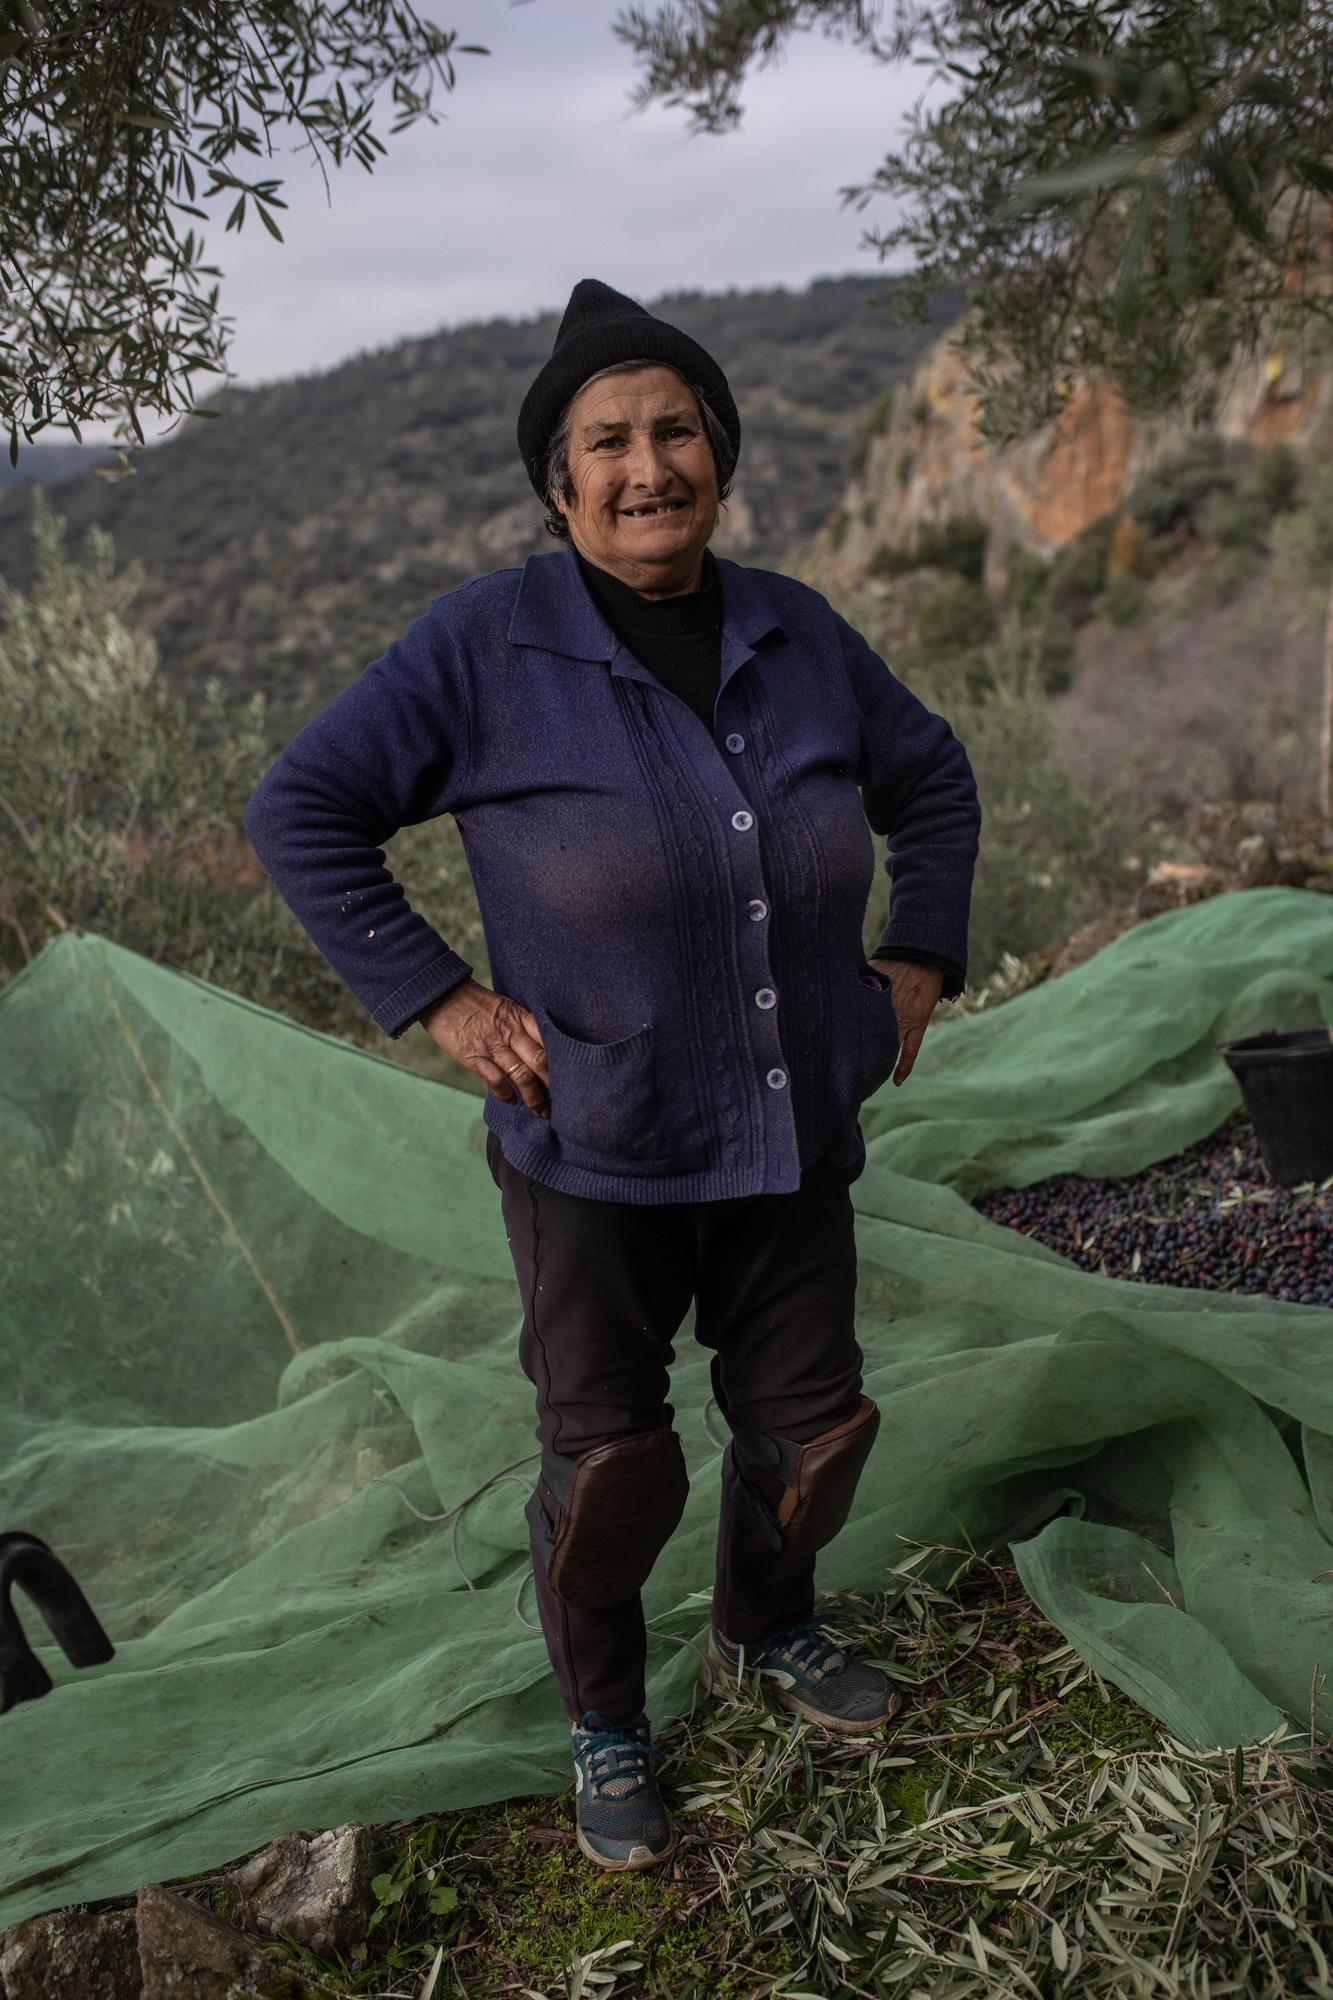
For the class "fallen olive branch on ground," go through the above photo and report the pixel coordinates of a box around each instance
[148,1537,1331,2000]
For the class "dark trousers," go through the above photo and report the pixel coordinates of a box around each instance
[485,1128,866,1725]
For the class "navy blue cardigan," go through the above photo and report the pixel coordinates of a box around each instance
[243,545,982,1201]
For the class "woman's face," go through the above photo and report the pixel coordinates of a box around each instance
[555,365,720,595]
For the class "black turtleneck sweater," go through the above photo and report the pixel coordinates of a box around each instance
[575,547,962,991]
[576,544,723,732]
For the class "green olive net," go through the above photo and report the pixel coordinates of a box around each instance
[2,884,1331,1926]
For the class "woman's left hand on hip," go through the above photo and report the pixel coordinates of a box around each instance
[867,958,945,1087]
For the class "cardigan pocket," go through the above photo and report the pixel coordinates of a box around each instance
[537,1007,674,1168]
[855,966,901,1103]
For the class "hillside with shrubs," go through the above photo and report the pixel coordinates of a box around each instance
[2,292,1331,1101]
[797,318,1333,1001]
[0,276,959,750]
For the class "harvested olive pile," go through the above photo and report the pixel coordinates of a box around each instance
[973,1111,1333,1306]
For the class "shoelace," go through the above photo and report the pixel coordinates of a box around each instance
[574,1721,666,1800]
[747,1614,848,1681]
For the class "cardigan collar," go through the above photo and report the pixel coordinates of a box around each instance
[507,543,785,664]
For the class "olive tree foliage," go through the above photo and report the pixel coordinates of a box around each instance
[0,0,486,468]
[0,490,325,1024]
[617,0,1333,823]
[613,0,1333,444]
[0,491,488,1051]
[0,487,262,974]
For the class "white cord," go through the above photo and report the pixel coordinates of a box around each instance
[513,1564,541,1632]
[371,1449,541,1528]
[375,1427,723,1664]
[701,1395,729,1451]
[450,1473,536,1592]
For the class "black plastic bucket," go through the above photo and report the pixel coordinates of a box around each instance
[1218,1026,1333,1187]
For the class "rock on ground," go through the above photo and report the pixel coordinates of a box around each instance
[218,1821,374,1958]
[0,1819,373,2000]
[134,1882,302,1998]
[0,1907,141,1999]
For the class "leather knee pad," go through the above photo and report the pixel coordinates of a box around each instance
[527,1428,690,1610]
[728,1395,880,1561]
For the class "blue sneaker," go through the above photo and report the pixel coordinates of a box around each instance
[570,1710,678,1871]
[703,1613,901,1732]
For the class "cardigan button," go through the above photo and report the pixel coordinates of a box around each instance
[755,987,777,1009]
[731,809,754,831]
[766,1068,788,1089]
[725,732,746,753]
[748,899,767,921]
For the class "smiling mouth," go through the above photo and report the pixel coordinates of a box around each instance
[621,499,688,518]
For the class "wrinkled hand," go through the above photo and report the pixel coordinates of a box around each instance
[419,978,550,1117]
[868,958,944,1087]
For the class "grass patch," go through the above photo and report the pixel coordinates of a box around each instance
[178,1546,1332,1998]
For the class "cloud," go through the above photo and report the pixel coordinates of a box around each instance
[64,1,940,441]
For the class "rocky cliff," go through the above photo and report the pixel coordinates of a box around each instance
[807,317,1333,598]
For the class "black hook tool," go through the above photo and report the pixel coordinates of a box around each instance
[0,1530,115,1712]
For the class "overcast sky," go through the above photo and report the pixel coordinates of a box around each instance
[70,1,942,445]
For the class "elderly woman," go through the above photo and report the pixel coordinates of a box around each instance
[244,278,981,1873]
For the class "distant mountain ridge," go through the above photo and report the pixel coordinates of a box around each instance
[0,441,116,488]
[0,276,960,748]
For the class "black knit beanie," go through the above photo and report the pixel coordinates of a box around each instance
[517,277,741,502]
